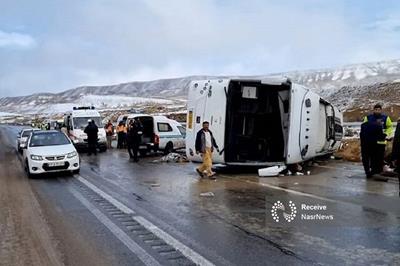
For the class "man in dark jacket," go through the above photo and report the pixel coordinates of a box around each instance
[195,121,219,179]
[127,118,143,162]
[363,104,394,174]
[360,119,386,178]
[84,119,99,156]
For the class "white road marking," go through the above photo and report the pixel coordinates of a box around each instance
[68,186,161,266]
[220,175,339,203]
[313,164,365,173]
[76,175,135,214]
[245,180,338,203]
[75,175,215,266]
[134,216,215,266]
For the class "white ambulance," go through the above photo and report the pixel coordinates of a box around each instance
[64,107,107,151]
[186,78,343,166]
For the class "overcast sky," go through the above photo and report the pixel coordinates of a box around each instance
[1,0,400,97]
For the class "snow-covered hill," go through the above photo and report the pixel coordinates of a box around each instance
[1,59,400,115]
[281,59,400,98]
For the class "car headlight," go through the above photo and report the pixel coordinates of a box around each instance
[30,155,43,161]
[67,151,78,158]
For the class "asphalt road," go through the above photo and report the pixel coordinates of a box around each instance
[0,125,399,266]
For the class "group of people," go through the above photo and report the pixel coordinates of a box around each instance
[87,118,219,176]
[360,104,400,180]
[103,118,144,162]
[73,107,400,183]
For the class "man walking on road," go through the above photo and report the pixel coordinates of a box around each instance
[195,121,219,179]
[362,104,394,174]
[84,119,99,156]
[127,118,143,162]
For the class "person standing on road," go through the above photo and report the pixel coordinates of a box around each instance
[127,118,143,162]
[61,123,68,136]
[195,121,219,179]
[360,119,386,178]
[116,121,127,149]
[84,119,99,156]
[362,104,394,174]
[391,118,400,196]
[104,120,114,149]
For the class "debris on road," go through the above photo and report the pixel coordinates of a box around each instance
[258,165,287,177]
[152,153,189,163]
[372,175,389,182]
[200,192,215,197]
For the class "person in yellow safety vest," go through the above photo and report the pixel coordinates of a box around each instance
[362,103,394,174]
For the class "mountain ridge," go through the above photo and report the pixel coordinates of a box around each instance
[1,59,400,115]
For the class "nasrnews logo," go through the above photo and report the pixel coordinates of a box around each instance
[271,201,334,223]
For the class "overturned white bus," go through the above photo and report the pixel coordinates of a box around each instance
[185,78,343,166]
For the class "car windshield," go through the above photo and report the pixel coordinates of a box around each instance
[29,132,71,147]
[73,117,102,129]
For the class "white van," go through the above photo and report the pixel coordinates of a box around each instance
[186,78,343,166]
[64,107,107,151]
[117,114,186,154]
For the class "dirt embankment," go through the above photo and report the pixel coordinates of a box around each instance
[0,128,64,266]
[335,139,394,162]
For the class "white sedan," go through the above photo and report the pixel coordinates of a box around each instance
[23,130,80,178]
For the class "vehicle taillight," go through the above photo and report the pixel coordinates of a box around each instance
[154,134,160,145]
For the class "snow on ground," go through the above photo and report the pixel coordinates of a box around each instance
[0,112,19,117]
[12,95,179,115]
[78,94,174,108]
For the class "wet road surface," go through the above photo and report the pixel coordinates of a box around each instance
[0,125,399,265]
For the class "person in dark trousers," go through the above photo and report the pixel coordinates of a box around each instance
[362,104,394,174]
[391,118,400,196]
[360,119,386,178]
[195,121,219,179]
[127,118,143,162]
[84,119,99,156]
[116,121,127,149]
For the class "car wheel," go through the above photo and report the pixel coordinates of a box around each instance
[25,160,34,179]
[72,169,80,175]
[164,142,174,155]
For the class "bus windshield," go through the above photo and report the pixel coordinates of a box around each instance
[73,117,103,130]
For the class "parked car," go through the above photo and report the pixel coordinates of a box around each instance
[117,114,186,155]
[16,128,40,153]
[22,130,80,178]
